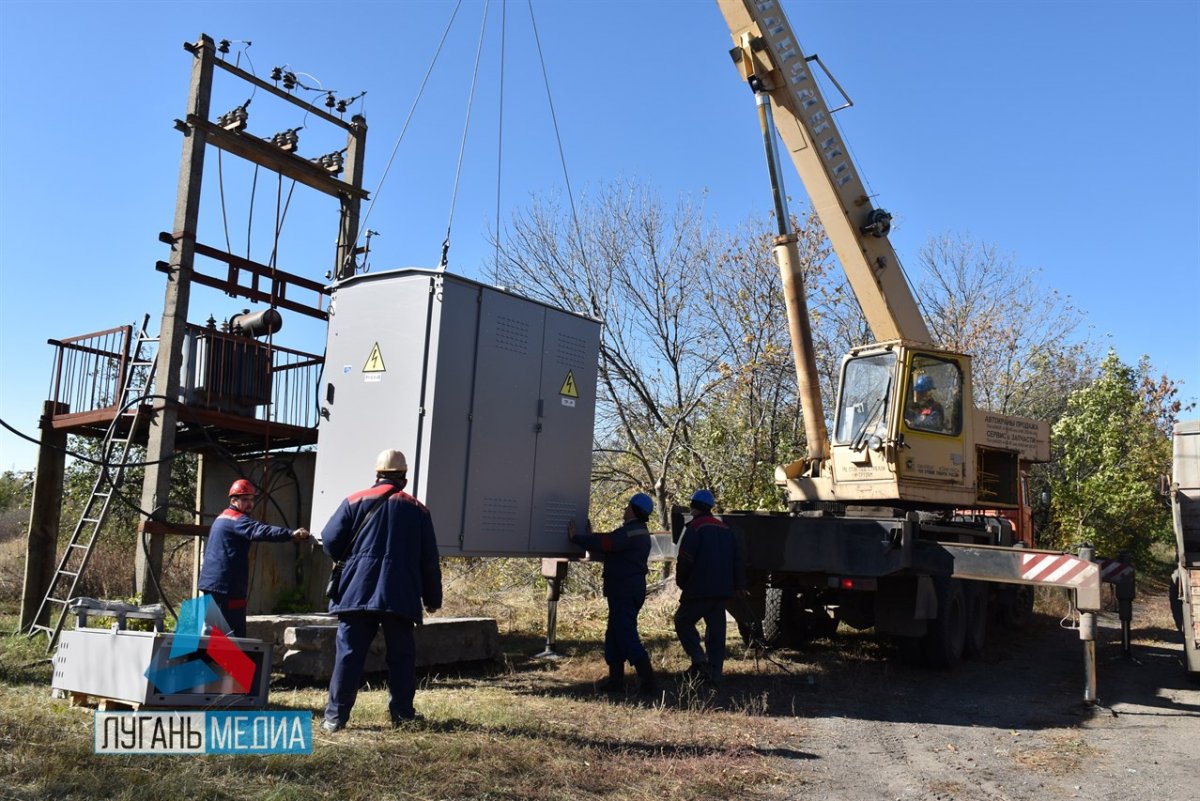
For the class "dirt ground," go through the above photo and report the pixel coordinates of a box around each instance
[740,590,1200,800]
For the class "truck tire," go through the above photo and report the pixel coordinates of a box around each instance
[761,587,787,648]
[1170,572,1183,633]
[760,588,838,648]
[996,583,1034,629]
[923,578,967,668]
[963,581,989,657]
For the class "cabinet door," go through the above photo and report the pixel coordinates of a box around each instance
[529,310,600,554]
[460,291,543,553]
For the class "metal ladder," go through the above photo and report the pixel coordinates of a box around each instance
[28,316,159,650]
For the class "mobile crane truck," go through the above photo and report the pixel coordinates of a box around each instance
[711,0,1121,697]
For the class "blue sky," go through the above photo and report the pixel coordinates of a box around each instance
[1,0,1197,471]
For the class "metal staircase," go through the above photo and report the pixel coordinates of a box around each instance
[28,317,159,650]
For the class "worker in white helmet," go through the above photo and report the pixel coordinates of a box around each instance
[319,449,442,733]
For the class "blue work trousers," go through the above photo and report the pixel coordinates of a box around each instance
[674,598,728,678]
[205,592,247,638]
[324,612,417,726]
[605,593,648,667]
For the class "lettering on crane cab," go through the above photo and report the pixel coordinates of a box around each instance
[363,343,386,382]
[560,370,578,407]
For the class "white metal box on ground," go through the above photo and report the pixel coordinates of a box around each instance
[311,269,600,557]
[52,629,272,708]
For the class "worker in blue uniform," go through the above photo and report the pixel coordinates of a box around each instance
[674,489,745,685]
[568,492,657,693]
[197,478,310,638]
[321,449,442,733]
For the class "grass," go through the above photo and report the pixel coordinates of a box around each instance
[0,594,804,801]
[0,550,1179,799]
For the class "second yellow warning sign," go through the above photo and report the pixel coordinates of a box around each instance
[559,370,578,398]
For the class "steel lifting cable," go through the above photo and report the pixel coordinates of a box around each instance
[440,0,493,270]
[352,0,466,268]
[494,0,507,271]
[526,0,584,270]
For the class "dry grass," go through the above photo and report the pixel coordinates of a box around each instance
[0,602,803,801]
[1010,731,1103,776]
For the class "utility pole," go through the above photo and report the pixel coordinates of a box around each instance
[336,115,368,281]
[135,34,215,602]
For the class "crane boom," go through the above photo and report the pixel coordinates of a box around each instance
[717,0,933,346]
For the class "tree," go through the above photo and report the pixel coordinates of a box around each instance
[687,211,844,510]
[492,181,729,527]
[0,470,32,514]
[1046,351,1175,562]
[915,233,1094,419]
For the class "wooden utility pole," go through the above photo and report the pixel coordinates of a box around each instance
[134,34,215,602]
[336,115,368,281]
[20,402,68,629]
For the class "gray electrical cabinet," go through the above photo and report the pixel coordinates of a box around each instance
[311,269,600,557]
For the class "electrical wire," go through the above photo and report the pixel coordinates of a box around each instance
[218,150,234,255]
[246,164,259,262]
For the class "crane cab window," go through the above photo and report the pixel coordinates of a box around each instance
[834,352,897,445]
[903,355,962,436]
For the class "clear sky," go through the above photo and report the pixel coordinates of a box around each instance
[1,0,1197,472]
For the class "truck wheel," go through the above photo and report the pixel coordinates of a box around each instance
[761,587,787,648]
[923,578,966,668]
[1170,572,1183,633]
[996,584,1034,629]
[963,581,989,657]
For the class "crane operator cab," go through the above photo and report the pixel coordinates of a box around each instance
[779,341,1039,512]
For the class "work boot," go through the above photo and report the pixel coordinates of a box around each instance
[633,655,658,694]
[600,663,625,692]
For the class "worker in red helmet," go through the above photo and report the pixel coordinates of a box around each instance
[197,478,310,637]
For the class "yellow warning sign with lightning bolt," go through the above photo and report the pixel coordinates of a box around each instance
[363,342,386,373]
[559,370,578,398]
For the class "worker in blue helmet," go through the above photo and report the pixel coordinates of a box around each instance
[568,492,657,693]
[905,374,945,432]
[674,488,745,685]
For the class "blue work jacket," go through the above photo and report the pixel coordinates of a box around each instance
[321,480,443,621]
[573,519,651,599]
[675,514,746,601]
[197,507,295,599]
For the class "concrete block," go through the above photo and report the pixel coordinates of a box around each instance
[245,614,501,680]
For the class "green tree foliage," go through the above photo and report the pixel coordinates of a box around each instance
[0,470,33,514]
[1046,352,1176,562]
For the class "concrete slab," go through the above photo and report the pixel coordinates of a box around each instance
[245,615,501,680]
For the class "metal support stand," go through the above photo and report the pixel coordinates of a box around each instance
[1115,550,1136,659]
[1079,546,1098,705]
[535,559,569,660]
